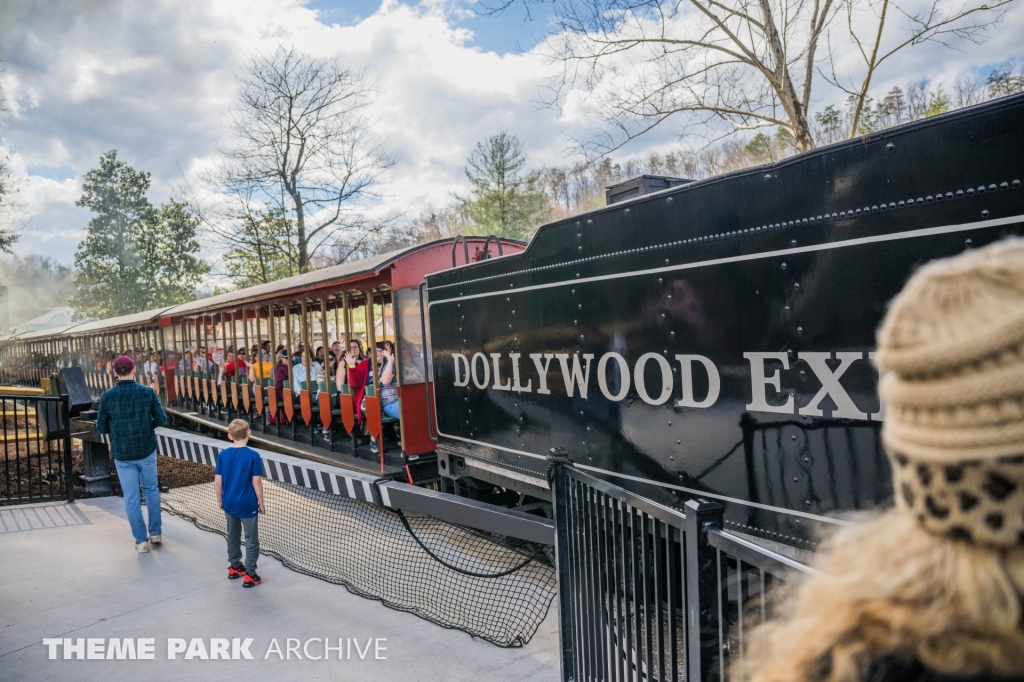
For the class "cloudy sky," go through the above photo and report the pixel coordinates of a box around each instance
[0,0,1021,266]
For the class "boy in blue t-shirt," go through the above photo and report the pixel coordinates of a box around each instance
[215,420,266,587]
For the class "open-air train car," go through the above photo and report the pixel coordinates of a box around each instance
[424,93,1024,547]
[0,237,524,481]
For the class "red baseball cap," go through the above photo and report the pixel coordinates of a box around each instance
[112,356,135,376]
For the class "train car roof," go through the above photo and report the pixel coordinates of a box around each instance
[165,239,464,317]
[4,238,522,341]
[68,306,177,335]
[5,323,83,341]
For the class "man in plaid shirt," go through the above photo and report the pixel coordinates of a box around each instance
[96,355,167,552]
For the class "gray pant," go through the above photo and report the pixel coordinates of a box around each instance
[225,513,259,573]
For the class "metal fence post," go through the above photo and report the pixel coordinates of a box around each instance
[548,447,575,682]
[685,498,725,682]
[60,393,75,503]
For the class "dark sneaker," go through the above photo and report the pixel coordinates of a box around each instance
[370,440,379,454]
[243,572,261,588]
[228,564,247,579]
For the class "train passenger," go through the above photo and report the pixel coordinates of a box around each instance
[335,339,366,390]
[144,353,158,378]
[745,239,1024,682]
[272,348,289,394]
[219,350,246,381]
[340,341,369,422]
[369,342,399,455]
[292,350,321,395]
[247,344,275,384]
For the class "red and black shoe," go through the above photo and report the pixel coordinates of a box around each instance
[228,564,247,580]
[242,572,261,588]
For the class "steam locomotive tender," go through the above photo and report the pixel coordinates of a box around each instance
[425,93,1024,547]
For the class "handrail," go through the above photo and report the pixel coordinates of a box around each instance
[707,527,819,576]
[451,236,470,267]
[481,235,504,260]
[418,282,437,441]
[564,464,688,528]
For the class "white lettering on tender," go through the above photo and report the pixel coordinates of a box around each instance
[597,352,630,401]
[452,348,876,422]
[452,353,469,387]
[634,353,673,405]
[509,353,532,392]
[490,353,511,391]
[744,352,794,414]
[555,353,595,399]
[868,351,885,421]
[798,352,868,419]
[529,353,556,395]
[675,355,720,409]
[470,352,490,389]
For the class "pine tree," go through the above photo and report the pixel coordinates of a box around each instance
[71,151,207,318]
[462,132,551,241]
[222,207,298,287]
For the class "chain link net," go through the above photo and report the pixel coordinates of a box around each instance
[109,454,557,648]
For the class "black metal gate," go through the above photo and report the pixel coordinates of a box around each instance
[0,394,75,505]
[549,457,815,682]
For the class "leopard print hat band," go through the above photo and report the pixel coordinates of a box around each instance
[876,238,1024,546]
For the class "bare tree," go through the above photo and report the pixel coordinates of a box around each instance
[485,0,1018,154]
[833,0,1017,137]
[0,59,20,254]
[221,47,396,273]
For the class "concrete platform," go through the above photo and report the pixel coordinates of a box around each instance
[0,497,559,681]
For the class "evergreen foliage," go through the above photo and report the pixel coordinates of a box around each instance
[71,151,207,318]
[461,132,551,241]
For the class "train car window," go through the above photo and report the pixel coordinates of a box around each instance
[394,286,427,385]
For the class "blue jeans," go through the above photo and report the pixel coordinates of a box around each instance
[226,513,260,573]
[382,401,400,419]
[114,451,162,544]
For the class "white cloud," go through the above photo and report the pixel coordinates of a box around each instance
[0,0,1020,265]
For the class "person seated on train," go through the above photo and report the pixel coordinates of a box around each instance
[272,349,289,393]
[339,341,369,422]
[248,343,275,385]
[220,350,246,380]
[144,353,159,378]
[192,346,206,373]
[291,350,321,396]
[368,343,399,455]
[326,349,338,379]
[335,339,366,391]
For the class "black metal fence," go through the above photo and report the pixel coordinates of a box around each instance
[0,394,74,505]
[549,459,815,682]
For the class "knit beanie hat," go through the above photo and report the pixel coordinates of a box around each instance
[875,237,1024,546]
